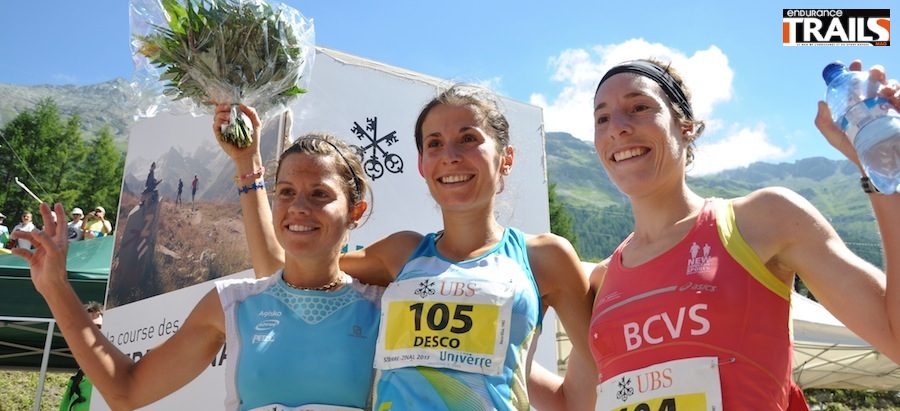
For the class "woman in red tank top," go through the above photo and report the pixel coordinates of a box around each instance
[531,59,900,410]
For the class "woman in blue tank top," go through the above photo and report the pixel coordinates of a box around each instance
[15,111,379,410]
[336,85,597,410]
[231,86,598,410]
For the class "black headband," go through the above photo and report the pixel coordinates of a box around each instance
[295,136,363,200]
[596,61,694,121]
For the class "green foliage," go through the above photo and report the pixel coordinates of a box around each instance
[0,370,71,411]
[548,182,577,249]
[0,99,77,226]
[138,0,307,105]
[805,388,900,409]
[546,132,885,270]
[565,203,634,262]
[73,127,125,223]
[0,99,124,227]
[135,0,311,147]
[545,132,624,209]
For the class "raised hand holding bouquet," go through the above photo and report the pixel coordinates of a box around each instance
[130,0,314,147]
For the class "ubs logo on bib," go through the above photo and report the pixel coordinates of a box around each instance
[414,279,436,299]
[617,376,635,402]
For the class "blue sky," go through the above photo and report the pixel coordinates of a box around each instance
[1,1,897,175]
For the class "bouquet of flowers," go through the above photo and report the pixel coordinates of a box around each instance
[130,0,315,147]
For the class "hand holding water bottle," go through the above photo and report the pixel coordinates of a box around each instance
[816,60,900,194]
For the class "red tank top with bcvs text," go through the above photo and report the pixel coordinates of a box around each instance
[590,199,793,410]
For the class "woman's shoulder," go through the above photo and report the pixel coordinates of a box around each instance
[523,232,581,279]
[348,277,385,306]
[524,232,577,255]
[730,186,818,220]
[216,273,277,294]
[728,187,828,255]
[370,230,426,253]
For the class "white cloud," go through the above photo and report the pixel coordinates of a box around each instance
[531,39,794,175]
[688,123,795,176]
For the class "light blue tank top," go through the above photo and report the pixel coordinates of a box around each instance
[373,228,542,411]
[218,271,382,410]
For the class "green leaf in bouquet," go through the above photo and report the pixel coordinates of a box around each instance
[280,85,306,97]
[221,109,253,148]
[135,0,312,143]
[161,0,189,35]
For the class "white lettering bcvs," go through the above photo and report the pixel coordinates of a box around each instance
[623,304,710,351]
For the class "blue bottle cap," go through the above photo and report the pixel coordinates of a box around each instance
[822,62,848,85]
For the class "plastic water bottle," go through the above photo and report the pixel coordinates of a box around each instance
[823,62,900,194]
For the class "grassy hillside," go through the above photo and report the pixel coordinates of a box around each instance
[546,132,883,266]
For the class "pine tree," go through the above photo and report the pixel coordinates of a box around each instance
[0,99,123,227]
[548,182,577,250]
[0,99,81,226]
[74,127,124,224]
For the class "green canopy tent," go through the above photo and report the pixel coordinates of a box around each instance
[0,236,111,372]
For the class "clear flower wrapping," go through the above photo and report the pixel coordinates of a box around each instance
[129,0,315,147]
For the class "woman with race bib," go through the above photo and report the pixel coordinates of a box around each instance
[536,59,900,410]
[231,85,597,410]
[14,131,380,410]
[346,84,595,410]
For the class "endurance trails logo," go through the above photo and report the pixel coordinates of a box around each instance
[783,9,890,46]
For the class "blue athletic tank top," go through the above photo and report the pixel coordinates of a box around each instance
[217,271,382,410]
[373,227,542,411]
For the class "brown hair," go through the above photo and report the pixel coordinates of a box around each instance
[414,84,510,155]
[275,133,369,211]
[598,58,706,166]
[84,301,103,316]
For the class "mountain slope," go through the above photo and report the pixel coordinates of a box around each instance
[0,79,134,149]
[546,132,882,265]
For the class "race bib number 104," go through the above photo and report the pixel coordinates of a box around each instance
[596,357,723,411]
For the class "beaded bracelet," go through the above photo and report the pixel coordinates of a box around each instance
[234,166,265,184]
[238,181,266,195]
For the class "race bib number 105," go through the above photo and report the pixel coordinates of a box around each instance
[374,277,513,376]
[384,301,498,354]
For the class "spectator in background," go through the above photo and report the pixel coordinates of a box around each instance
[0,213,9,249]
[58,301,104,411]
[82,207,112,239]
[67,208,85,242]
[12,211,35,249]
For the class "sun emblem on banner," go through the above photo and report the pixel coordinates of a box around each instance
[350,116,404,180]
